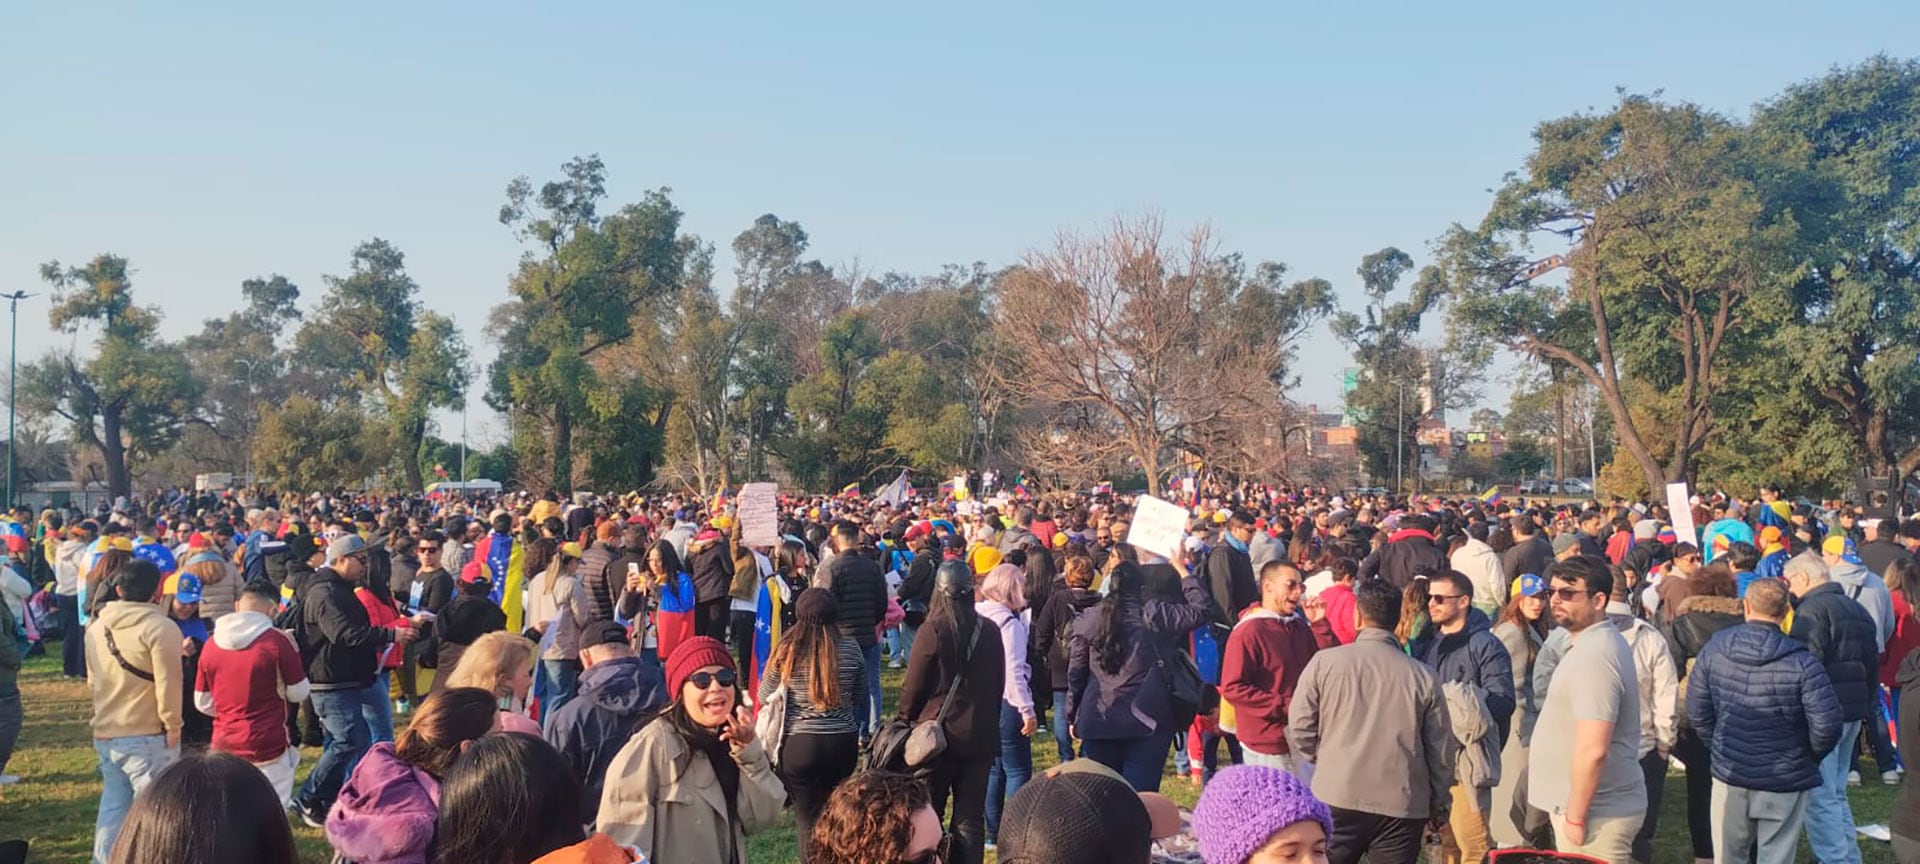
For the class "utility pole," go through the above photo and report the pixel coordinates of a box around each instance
[2,291,32,508]
[1395,382,1405,495]
[460,401,468,482]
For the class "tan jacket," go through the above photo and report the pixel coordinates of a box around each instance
[597,714,785,864]
[1287,628,1455,819]
[85,600,184,740]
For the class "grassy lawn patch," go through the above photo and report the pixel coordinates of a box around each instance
[3,649,1900,862]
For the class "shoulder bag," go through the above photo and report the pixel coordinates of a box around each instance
[866,620,982,774]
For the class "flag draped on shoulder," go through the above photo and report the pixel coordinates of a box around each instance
[751,574,792,699]
[475,530,526,633]
[655,570,697,660]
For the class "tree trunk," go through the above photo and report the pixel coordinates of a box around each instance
[101,405,131,500]
[551,403,573,493]
[402,415,428,491]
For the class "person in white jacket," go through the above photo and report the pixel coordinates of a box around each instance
[1606,598,1681,864]
[1451,522,1509,617]
[55,525,94,677]
[977,562,1034,846]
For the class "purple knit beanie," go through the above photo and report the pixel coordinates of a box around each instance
[1192,765,1333,864]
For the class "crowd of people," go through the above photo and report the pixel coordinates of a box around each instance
[0,478,1914,864]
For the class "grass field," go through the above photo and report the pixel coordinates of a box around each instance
[2,648,1899,863]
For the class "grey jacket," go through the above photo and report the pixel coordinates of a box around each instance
[1288,628,1456,819]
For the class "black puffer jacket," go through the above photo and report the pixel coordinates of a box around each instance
[577,540,623,625]
[687,536,735,604]
[1364,529,1446,589]
[1686,621,1842,792]
[1031,587,1103,693]
[299,568,394,690]
[819,551,887,648]
[1790,582,1883,721]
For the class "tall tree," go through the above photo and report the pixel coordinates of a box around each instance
[487,155,685,491]
[180,275,303,474]
[1437,94,1796,491]
[22,255,199,498]
[1754,56,1920,479]
[994,216,1332,494]
[296,239,468,490]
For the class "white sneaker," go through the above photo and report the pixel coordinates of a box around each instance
[0,774,18,785]
[1884,769,1903,786]
[1848,770,1862,786]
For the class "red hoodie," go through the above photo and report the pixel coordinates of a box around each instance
[1219,607,1339,755]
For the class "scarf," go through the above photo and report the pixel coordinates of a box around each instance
[669,703,742,856]
[1223,534,1248,554]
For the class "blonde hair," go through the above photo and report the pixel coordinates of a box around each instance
[183,554,228,586]
[445,631,536,701]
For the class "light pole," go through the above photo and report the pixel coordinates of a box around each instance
[1395,382,1406,495]
[2,291,32,508]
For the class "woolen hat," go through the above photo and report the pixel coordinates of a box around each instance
[996,771,1151,864]
[1193,765,1334,864]
[665,636,735,695]
[1551,533,1580,555]
[325,533,369,566]
[793,588,838,625]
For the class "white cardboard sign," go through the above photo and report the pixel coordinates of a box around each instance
[738,482,780,549]
[1128,495,1191,560]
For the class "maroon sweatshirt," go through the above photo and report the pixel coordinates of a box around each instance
[1219,608,1337,754]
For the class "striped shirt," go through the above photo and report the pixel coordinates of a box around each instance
[758,634,866,736]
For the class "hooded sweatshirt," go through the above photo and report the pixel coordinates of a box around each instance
[1219,607,1329,753]
[325,742,440,864]
[194,609,310,762]
[86,600,185,740]
[978,599,1034,720]
[1827,558,1895,648]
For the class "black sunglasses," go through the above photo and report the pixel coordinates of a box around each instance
[687,669,737,690]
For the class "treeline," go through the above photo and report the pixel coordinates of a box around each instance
[17,56,1920,500]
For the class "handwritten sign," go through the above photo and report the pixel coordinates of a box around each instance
[1665,482,1696,548]
[1127,495,1191,560]
[738,482,780,549]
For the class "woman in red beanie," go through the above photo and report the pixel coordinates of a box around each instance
[595,636,784,864]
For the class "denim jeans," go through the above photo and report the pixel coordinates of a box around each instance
[1081,727,1176,792]
[298,687,373,813]
[94,734,176,863]
[884,625,904,664]
[360,670,394,746]
[861,642,883,736]
[985,702,1034,841]
[899,621,920,665]
[540,658,581,733]
[1805,719,1863,864]
[1855,687,1902,774]
[1049,691,1074,763]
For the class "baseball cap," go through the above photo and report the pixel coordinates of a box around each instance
[169,572,203,605]
[1512,573,1546,598]
[459,560,489,584]
[325,533,369,566]
[580,621,631,650]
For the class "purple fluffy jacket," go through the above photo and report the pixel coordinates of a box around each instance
[326,743,440,864]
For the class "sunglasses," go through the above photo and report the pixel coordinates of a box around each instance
[1549,587,1592,602]
[1427,593,1466,604]
[687,669,737,690]
[419,545,441,553]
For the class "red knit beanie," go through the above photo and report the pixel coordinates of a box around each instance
[665,636,735,695]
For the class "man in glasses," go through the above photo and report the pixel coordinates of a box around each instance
[1527,556,1645,861]
[1413,569,1515,864]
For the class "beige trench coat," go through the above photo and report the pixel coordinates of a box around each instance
[596,716,786,864]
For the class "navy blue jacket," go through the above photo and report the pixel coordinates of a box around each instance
[1790,582,1882,721]
[544,655,668,825]
[1067,575,1211,740]
[1687,621,1842,792]
[1413,608,1517,747]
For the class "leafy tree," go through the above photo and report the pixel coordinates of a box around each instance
[251,395,388,490]
[22,255,200,498]
[1437,94,1797,491]
[1754,56,1920,479]
[487,155,686,491]
[297,239,469,490]
[179,275,303,474]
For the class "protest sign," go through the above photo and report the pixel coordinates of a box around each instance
[738,482,780,548]
[1128,495,1191,560]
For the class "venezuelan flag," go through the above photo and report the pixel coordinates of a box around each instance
[656,570,697,660]
[475,530,527,634]
[840,481,861,497]
[751,575,791,701]
[1478,486,1503,506]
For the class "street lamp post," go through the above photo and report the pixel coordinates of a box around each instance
[2,291,32,508]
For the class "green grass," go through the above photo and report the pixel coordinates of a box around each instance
[4,648,1902,863]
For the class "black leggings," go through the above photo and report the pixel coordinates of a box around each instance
[925,754,993,864]
[695,598,730,641]
[1674,728,1714,859]
[779,731,859,862]
[730,610,757,674]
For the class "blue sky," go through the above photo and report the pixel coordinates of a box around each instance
[3,2,1915,449]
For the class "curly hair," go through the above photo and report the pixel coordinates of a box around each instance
[809,771,932,864]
